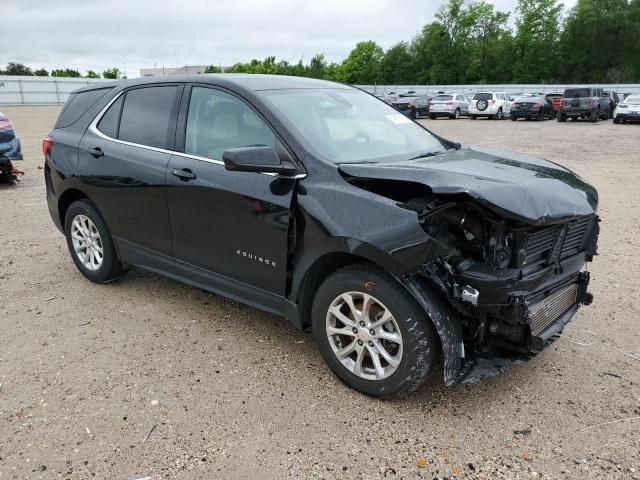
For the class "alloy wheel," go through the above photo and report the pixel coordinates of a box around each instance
[71,214,104,271]
[325,291,403,380]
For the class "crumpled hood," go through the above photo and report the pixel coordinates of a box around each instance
[338,145,598,225]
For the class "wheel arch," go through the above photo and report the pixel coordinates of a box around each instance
[58,188,90,227]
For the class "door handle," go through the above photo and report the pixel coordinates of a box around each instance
[87,147,104,158]
[171,168,196,181]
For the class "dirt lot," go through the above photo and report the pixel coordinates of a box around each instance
[0,106,638,480]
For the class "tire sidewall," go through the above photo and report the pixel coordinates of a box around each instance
[64,200,121,283]
[312,266,437,397]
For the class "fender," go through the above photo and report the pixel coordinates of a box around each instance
[400,274,466,386]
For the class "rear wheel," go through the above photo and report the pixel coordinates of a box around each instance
[613,116,621,124]
[452,108,460,120]
[590,108,599,123]
[537,109,544,121]
[64,200,126,283]
[312,264,438,398]
[511,115,517,121]
[470,115,477,120]
[429,114,436,120]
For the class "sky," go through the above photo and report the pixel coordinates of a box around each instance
[5,0,577,78]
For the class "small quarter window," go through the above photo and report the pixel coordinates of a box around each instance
[97,95,124,138]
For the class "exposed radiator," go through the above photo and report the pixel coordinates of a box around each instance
[527,283,579,336]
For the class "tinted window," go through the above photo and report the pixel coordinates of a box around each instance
[564,88,590,98]
[473,93,493,101]
[185,87,275,160]
[118,86,178,149]
[97,95,123,138]
[55,88,112,129]
[434,95,453,101]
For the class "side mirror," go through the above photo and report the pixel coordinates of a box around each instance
[222,146,298,176]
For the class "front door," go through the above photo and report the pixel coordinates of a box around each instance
[166,85,296,310]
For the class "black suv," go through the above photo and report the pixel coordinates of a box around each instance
[558,87,610,122]
[44,75,599,397]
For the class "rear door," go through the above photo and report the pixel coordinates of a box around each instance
[166,85,296,309]
[78,85,181,264]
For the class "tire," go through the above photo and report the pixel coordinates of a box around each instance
[312,263,438,398]
[410,108,418,119]
[557,113,567,122]
[590,108,599,123]
[511,115,517,121]
[495,108,503,120]
[470,115,477,120]
[64,199,126,283]
[429,114,436,120]
[452,108,460,120]
[613,116,621,124]
[537,109,544,121]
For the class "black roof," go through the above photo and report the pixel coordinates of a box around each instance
[73,74,348,94]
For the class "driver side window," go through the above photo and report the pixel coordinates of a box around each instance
[185,87,275,161]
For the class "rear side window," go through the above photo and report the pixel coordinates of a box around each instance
[55,88,112,129]
[473,93,493,101]
[118,86,178,149]
[97,95,124,138]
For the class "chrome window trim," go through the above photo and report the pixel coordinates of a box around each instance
[88,89,306,179]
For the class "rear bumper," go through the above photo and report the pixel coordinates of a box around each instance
[511,110,542,118]
[614,112,640,121]
[430,108,456,116]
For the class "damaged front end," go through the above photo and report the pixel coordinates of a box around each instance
[401,194,599,385]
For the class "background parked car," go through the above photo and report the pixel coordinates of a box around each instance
[0,112,23,161]
[604,91,620,114]
[613,94,640,123]
[545,93,563,113]
[558,87,610,122]
[392,95,431,118]
[428,94,469,119]
[510,95,556,121]
[469,92,511,120]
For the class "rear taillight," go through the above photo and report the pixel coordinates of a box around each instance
[491,99,496,104]
[42,136,53,157]
[0,119,14,131]
[446,102,454,105]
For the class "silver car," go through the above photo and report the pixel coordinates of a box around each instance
[428,94,470,119]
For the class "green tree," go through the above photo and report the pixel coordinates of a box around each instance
[34,68,49,77]
[52,68,81,77]
[559,0,638,82]
[306,54,327,79]
[380,42,416,84]
[513,0,564,82]
[341,41,384,84]
[204,65,223,73]
[4,62,33,76]
[84,70,100,78]
[102,67,121,79]
[465,2,511,83]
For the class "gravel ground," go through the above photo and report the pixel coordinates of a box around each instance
[0,106,638,480]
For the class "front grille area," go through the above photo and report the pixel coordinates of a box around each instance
[527,283,578,336]
[521,216,595,271]
[560,217,591,259]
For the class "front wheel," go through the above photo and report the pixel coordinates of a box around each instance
[511,115,517,121]
[451,108,460,120]
[312,264,438,398]
[590,108,599,123]
[495,108,503,120]
[613,116,621,124]
[64,200,126,283]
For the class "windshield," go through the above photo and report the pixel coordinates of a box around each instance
[261,89,447,164]
[625,96,640,103]
[433,95,453,101]
[564,88,590,98]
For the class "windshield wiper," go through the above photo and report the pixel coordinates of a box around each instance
[409,150,446,160]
